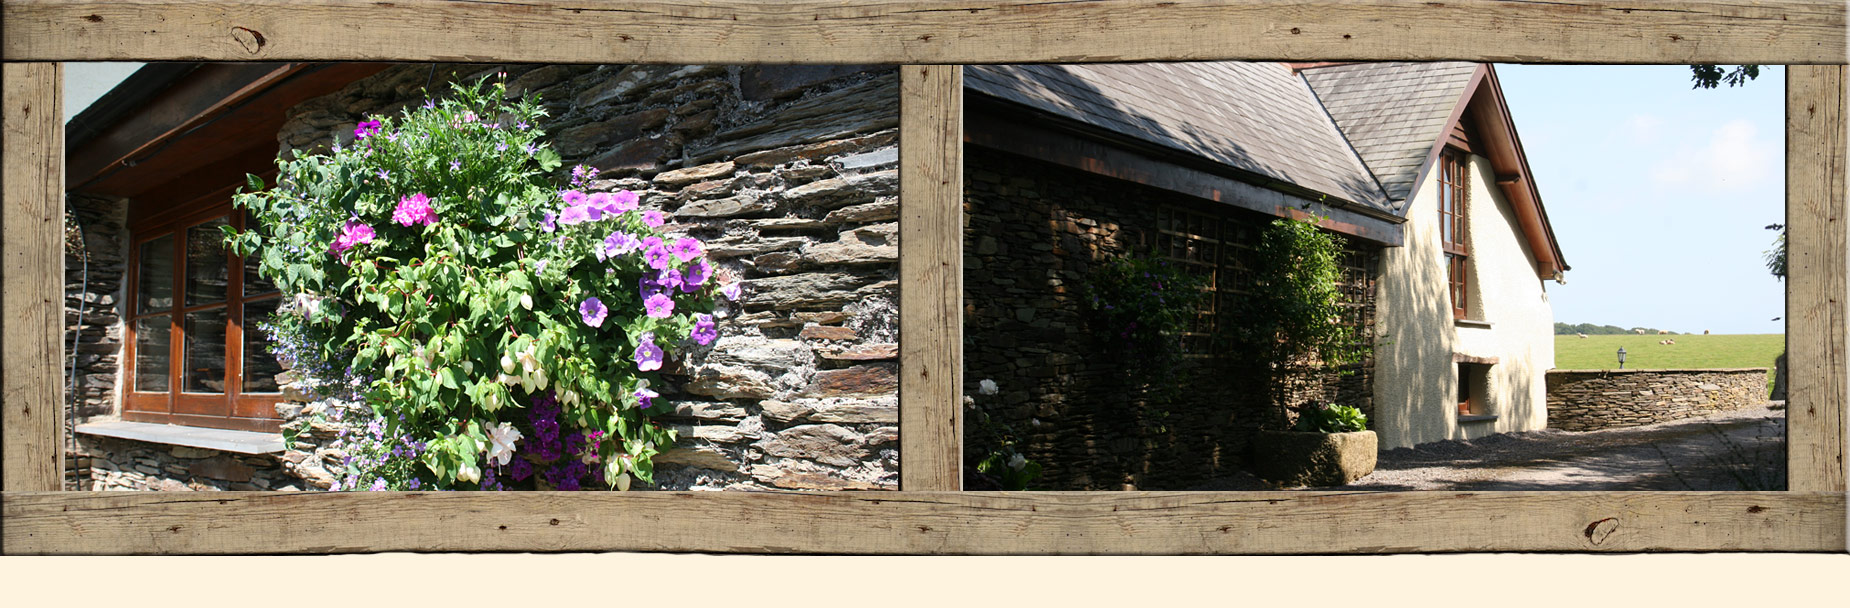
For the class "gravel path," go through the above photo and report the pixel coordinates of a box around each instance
[1189,403,1787,491]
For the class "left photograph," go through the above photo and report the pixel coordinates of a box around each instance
[61,62,903,492]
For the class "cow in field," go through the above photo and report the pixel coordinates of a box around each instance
[1634,329,1647,335]
[1657,329,1670,335]
[1577,333,1588,339]
[1704,330,1710,335]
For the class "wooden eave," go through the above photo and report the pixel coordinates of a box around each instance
[1412,64,1569,280]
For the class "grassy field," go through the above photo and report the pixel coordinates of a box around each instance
[1554,334,1784,383]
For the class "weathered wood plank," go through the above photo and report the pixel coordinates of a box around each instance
[4,491,1841,555]
[899,65,963,490]
[1786,65,1848,493]
[1,63,64,493]
[3,1,1843,64]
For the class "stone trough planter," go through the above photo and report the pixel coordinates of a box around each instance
[1250,430,1377,487]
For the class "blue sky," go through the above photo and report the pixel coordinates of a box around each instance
[1496,64,1786,335]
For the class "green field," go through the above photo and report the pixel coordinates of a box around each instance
[1554,334,1784,382]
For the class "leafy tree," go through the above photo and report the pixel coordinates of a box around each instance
[1690,65,1761,89]
[1764,223,1787,280]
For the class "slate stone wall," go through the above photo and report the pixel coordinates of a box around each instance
[268,63,903,490]
[64,194,128,431]
[962,147,1378,490]
[1545,368,1770,432]
[81,435,298,491]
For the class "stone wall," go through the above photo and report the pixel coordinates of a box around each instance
[269,63,903,491]
[962,147,1378,490]
[1545,368,1771,432]
[64,193,129,431]
[80,435,298,491]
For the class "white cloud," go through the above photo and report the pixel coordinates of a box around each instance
[1648,119,1777,191]
[1620,114,1665,143]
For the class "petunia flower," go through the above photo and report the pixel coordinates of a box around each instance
[643,242,673,270]
[642,209,666,228]
[682,260,712,292]
[633,332,664,371]
[601,231,641,259]
[610,190,640,213]
[561,190,587,207]
[671,238,703,263]
[579,296,608,327]
[720,281,744,302]
[540,212,557,233]
[690,314,717,345]
[644,293,674,319]
[634,378,659,410]
[558,204,593,226]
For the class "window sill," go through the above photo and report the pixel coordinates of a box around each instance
[75,420,284,455]
[1454,319,1494,329]
[1457,414,1499,424]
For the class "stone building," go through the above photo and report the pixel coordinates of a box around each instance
[62,60,1564,492]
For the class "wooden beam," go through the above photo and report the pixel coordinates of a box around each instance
[1786,65,1848,493]
[2,63,64,492]
[4,1,1843,65]
[899,65,963,491]
[4,490,1842,555]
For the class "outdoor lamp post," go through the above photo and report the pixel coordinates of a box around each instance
[1617,347,1627,369]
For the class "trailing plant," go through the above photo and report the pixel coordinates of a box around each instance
[227,78,737,491]
[1233,216,1371,430]
[1293,403,1368,434]
[1082,253,1209,426]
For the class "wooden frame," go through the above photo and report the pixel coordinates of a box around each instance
[2,0,1844,555]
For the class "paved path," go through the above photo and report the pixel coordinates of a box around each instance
[1190,403,1787,491]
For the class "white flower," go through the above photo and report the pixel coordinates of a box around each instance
[500,354,517,375]
[486,422,523,466]
[519,293,533,310]
[979,379,999,395]
[456,460,481,483]
[1008,453,1027,470]
[616,471,632,492]
[462,360,474,374]
[497,372,520,386]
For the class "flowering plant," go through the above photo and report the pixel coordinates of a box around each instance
[227,79,732,490]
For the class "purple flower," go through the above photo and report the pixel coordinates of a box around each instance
[635,383,659,409]
[670,238,703,263]
[643,243,673,270]
[449,160,462,171]
[611,190,640,213]
[657,268,685,292]
[516,121,530,130]
[642,209,666,228]
[370,478,387,492]
[579,296,608,327]
[391,192,438,227]
[524,143,540,155]
[496,142,509,152]
[644,293,674,319]
[683,260,712,291]
[354,120,382,139]
[375,168,391,181]
[509,458,533,481]
[633,332,664,371]
[408,478,421,490]
[541,212,557,233]
[330,220,376,257]
[562,190,587,207]
[600,231,641,261]
[721,281,743,302]
[690,314,717,345]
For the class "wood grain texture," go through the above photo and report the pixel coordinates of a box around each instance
[1786,65,1848,493]
[899,65,963,491]
[4,490,1841,555]
[3,1,1844,64]
[2,63,64,493]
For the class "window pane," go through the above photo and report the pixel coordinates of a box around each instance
[138,235,174,314]
[185,217,230,306]
[134,315,171,392]
[183,308,228,394]
[242,298,284,394]
[243,211,276,296]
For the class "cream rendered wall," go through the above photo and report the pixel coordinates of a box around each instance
[1372,153,1554,449]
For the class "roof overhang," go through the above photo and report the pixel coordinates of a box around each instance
[1413,64,1569,280]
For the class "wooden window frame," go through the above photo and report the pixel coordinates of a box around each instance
[2,1,1844,556]
[122,195,284,433]
[1439,149,1471,319]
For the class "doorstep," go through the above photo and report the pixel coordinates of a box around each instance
[75,420,284,455]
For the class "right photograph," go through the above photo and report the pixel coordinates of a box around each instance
[960,62,1786,492]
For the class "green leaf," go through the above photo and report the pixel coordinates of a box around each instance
[439,367,459,390]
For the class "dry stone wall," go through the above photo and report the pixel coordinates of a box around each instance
[64,194,129,430]
[962,147,1378,491]
[1545,368,1770,431]
[82,435,298,491]
[272,63,902,491]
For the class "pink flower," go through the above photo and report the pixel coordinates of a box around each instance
[354,120,382,139]
[720,281,743,302]
[391,193,438,227]
[690,314,717,345]
[579,296,608,327]
[610,190,640,213]
[644,293,674,319]
[642,209,666,228]
[643,242,673,270]
[670,238,703,263]
[682,260,712,292]
[330,220,376,257]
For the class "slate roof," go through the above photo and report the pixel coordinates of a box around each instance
[1299,62,1480,206]
[967,63,1393,213]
